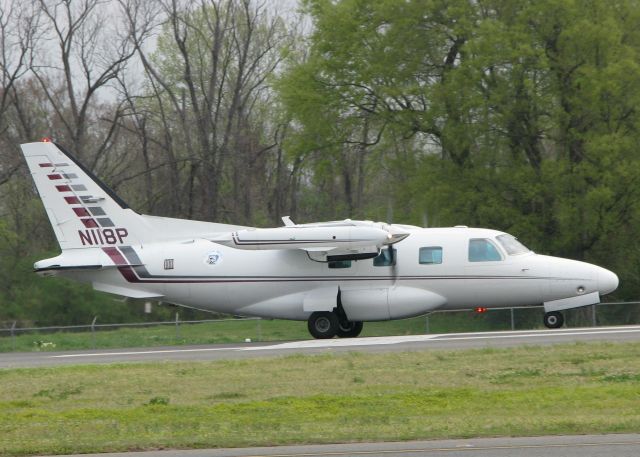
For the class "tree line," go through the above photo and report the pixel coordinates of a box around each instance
[0,0,638,326]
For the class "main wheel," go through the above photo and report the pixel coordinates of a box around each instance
[336,321,363,338]
[543,311,564,329]
[308,311,339,339]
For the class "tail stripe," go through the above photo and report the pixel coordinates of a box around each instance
[102,247,128,265]
[82,219,98,228]
[54,142,130,209]
[97,218,115,227]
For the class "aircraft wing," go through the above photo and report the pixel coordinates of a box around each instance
[208,219,409,261]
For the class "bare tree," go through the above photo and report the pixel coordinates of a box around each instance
[119,0,291,223]
[0,0,41,184]
[30,0,136,163]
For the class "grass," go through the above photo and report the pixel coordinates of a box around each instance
[0,312,505,352]
[1,341,640,455]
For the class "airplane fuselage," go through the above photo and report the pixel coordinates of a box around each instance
[21,140,620,338]
[60,226,617,322]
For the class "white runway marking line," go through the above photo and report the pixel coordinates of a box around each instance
[243,326,640,351]
[243,334,441,350]
[48,325,640,358]
[240,440,640,456]
[50,347,244,358]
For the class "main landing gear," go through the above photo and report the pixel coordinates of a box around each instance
[307,311,363,339]
[543,311,565,329]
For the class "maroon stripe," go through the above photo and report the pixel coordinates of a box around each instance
[73,207,91,217]
[118,266,140,282]
[56,185,72,192]
[102,247,128,265]
[39,163,54,168]
[48,174,62,180]
[64,196,80,204]
[81,218,98,228]
[102,248,140,281]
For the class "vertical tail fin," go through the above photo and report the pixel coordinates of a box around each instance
[21,140,146,250]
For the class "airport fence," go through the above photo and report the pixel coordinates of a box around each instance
[0,301,638,352]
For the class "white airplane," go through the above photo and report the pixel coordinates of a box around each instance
[21,140,619,338]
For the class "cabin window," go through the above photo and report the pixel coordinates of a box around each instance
[328,260,352,269]
[419,247,442,264]
[496,234,530,255]
[468,238,503,262]
[373,247,396,266]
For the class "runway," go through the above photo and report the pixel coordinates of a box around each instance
[2,324,640,368]
[38,434,640,457]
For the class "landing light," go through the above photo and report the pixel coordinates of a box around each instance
[474,307,488,314]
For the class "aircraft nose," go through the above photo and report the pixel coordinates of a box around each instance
[597,267,619,296]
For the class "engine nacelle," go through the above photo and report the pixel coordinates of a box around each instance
[341,286,447,321]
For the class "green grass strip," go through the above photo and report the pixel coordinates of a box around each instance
[0,312,529,352]
[1,341,640,455]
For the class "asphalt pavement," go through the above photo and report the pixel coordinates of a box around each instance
[36,433,640,457]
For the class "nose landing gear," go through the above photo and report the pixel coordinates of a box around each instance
[543,311,564,329]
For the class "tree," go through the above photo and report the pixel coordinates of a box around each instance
[119,0,293,223]
[279,0,640,301]
[31,0,136,162]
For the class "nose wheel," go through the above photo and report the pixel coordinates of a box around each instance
[543,311,564,329]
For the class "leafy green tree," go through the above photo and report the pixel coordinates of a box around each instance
[280,0,640,304]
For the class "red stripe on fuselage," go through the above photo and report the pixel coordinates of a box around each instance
[117,266,140,282]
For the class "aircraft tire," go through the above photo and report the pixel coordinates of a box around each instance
[308,311,339,339]
[336,321,363,338]
[543,311,564,329]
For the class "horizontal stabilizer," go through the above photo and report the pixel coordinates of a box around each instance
[93,282,164,299]
[32,248,142,275]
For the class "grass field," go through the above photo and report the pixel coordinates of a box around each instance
[1,341,640,456]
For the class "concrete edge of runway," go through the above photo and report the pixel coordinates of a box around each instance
[35,433,640,457]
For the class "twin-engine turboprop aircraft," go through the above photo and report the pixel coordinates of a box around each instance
[21,140,619,338]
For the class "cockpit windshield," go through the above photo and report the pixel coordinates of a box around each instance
[496,234,530,255]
